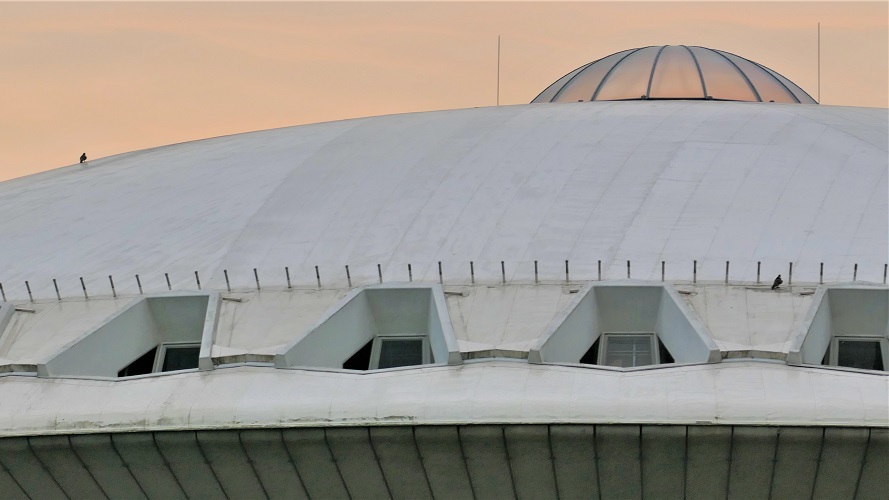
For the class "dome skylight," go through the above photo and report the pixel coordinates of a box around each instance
[533,45,816,104]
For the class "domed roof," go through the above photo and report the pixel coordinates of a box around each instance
[533,45,817,104]
[0,101,883,297]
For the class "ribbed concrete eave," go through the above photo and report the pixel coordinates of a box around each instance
[0,425,886,500]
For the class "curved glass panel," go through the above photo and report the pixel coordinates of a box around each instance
[717,51,797,103]
[688,46,757,101]
[532,63,591,103]
[551,49,635,103]
[595,46,660,100]
[758,65,817,104]
[531,45,816,105]
[649,45,706,99]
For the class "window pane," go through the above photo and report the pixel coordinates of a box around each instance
[648,45,706,99]
[688,46,757,101]
[118,346,158,377]
[343,338,374,370]
[604,335,653,367]
[658,339,674,364]
[595,46,661,101]
[758,65,817,103]
[161,345,200,372]
[716,51,797,103]
[378,338,424,369]
[579,337,600,365]
[533,63,592,103]
[551,49,635,103]
[837,340,884,370]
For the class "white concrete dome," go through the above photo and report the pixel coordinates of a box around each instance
[0,94,887,499]
[532,45,817,103]
[0,100,883,298]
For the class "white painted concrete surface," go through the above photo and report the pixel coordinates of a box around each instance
[0,102,885,302]
[0,361,885,436]
[0,100,886,436]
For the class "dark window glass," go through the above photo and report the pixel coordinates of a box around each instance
[378,338,424,369]
[160,345,200,372]
[579,337,601,365]
[658,339,674,364]
[837,340,884,371]
[343,339,374,370]
[604,335,653,368]
[118,347,158,377]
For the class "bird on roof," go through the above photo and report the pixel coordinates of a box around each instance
[80,153,87,164]
[771,274,783,290]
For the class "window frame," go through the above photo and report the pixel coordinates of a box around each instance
[598,332,659,368]
[152,342,203,373]
[369,333,430,370]
[828,336,888,371]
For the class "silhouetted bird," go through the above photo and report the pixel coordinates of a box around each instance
[771,274,783,290]
[80,153,87,164]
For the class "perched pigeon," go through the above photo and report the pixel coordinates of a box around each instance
[771,274,783,290]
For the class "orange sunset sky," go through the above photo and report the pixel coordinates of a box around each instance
[1,1,886,182]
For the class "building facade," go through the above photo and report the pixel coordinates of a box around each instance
[0,46,886,499]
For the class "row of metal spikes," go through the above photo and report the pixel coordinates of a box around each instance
[3,260,887,304]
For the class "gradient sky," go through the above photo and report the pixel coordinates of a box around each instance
[1,1,886,182]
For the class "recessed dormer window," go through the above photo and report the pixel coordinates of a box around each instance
[37,293,217,379]
[826,338,886,371]
[117,342,201,377]
[276,284,461,372]
[789,287,888,373]
[530,283,719,369]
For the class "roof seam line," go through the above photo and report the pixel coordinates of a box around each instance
[549,61,596,102]
[592,47,647,101]
[707,47,762,102]
[681,45,708,98]
[645,46,668,98]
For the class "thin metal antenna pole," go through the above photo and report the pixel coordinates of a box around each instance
[817,22,821,103]
[497,35,501,106]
